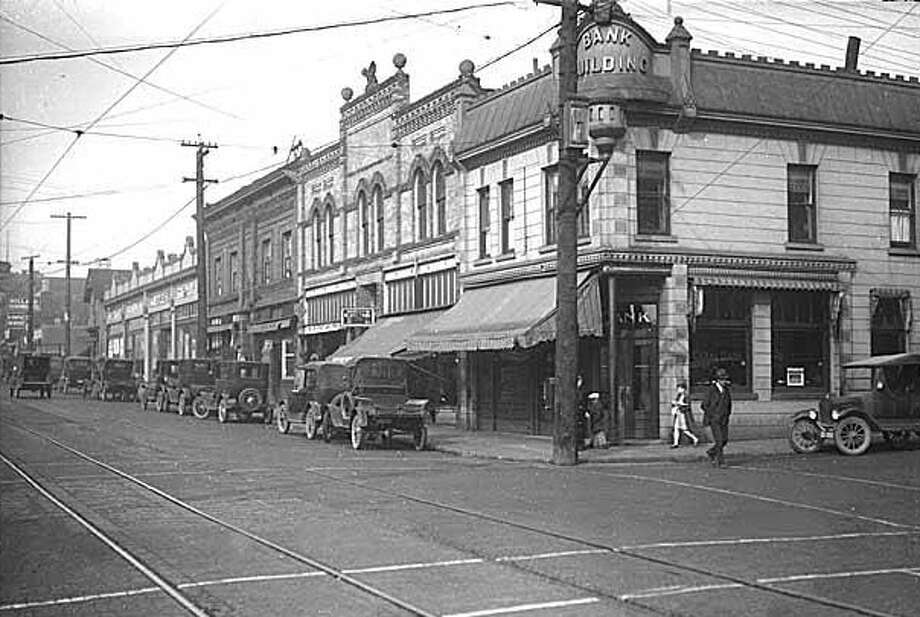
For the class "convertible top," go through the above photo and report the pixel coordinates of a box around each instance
[843,352,920,368]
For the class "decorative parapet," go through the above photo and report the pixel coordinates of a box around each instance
[340,70,409,129]
[394,83,459,140]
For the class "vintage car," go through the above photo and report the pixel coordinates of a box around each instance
[203,361,271,424]
[317,356,430,451]
[84,358,137,401]
[790,352,920,456]
[8,353,53,398]
[154,359,215,417]
[274,361,347,439]
[58,356,93,393]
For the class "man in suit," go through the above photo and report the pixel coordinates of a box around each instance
[701,368,732,467]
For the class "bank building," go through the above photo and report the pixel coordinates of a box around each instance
[211,2,919,442]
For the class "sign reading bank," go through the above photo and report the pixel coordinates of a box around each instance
[578,24,651,77]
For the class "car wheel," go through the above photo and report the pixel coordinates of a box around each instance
[140,389,148,411]
[305,412,318,440]
[350,415,365,450]
[834,416,871,456]
[789,419,822,454]
[156,392,166,412]
[191,398,209,420]
[178,394,187,416]
[218,400,229,424]
[322,411,332,443]
[413,425,428,451]
[885,430,910,450]
[276,405,290,434]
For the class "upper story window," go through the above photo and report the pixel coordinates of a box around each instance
[577,174,590,239]
[433,162,446,236]
[374,186,385,251]
[281,231,292,279]
[414,170,428,241]
[478,186,491,259]
[544,166,558,245]
[358,191,370,256]
[788,165,817,243]
[324,205,335,265]
[890,173,916,249]
[261,238,272,284]
[213,256,222,296]
[500,179,513,254]
[636,150,670,235]
[313,210,323,269]
[229,251,238,292]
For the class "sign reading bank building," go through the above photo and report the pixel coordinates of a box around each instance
[579,24,651,77]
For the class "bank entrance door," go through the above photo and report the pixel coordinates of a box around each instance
[615,302,659,440]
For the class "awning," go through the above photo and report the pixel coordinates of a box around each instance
[249,317,294,334]
[206,323,233,334]
[691,268,840,291]
[844,352,920,368]
[329,310,447,361]
[406,272,603,352]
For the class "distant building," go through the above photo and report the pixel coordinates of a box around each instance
[103,237,198,378]
[84,268,131,358]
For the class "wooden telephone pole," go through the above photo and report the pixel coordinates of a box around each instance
[20,254,39,351]
[182,138,218,359]
[50,212,86,356]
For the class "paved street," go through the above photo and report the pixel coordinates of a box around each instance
[1,391,918,617]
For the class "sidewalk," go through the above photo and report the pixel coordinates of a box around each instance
[427,424,791,464]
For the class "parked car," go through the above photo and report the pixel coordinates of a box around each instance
[138,359,173,410]
[790,352,920,456]
[318,356,430,451]
[154,359,215,417]
[203,361,271,424]
[274,361,347,439]
[84,358,137,401]
[8,353,53,398]
[58,356,93,393]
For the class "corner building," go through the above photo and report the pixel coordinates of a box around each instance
[404,6,919,440]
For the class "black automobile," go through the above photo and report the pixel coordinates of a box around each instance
[155,359,215,417]
[58,356,93,394]
[274,361,347,439]
[85,358,136,401]
[9,353,53,398]
[790,352,920,456]
[207,361,271,424]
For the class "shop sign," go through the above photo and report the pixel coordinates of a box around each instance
[342,307,374,327]
[577,22,651,81]
[617,303,657,328]
[786,367,805,387]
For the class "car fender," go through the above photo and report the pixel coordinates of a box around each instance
[834,409,880,432]
[404,398,430,414]
[791,408,819,423]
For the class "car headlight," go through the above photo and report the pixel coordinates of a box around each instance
[808,410,817,421]
[831,409,841,420]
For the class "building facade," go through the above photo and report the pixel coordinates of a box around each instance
[103,237,198,377]
[84,268,130,358]
[203,166,298,402]
[404,6,919,440]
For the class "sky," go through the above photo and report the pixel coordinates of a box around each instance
[1,0,918,280]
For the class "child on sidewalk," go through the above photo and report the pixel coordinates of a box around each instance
[671,381,699,448]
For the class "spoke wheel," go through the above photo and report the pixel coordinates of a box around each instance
[178,394,187,416]
[789,419,822,454]
[322,411,333,443]
[834,416,871,456]
[350,415,365,450]
[218,401,229,424]
[191,397,209,420]
[305,413,318,440]
[413,425,428,451]
[276,405,290,434]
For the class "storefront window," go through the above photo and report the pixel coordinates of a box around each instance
[772,291,828,393]
[690,289,750,393]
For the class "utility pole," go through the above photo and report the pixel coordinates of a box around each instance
[50,212,86,356]
[537,0,581,465]
[182,137,218,359]
[20,254,39,351]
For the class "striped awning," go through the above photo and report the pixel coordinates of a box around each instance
[406,272,603,352]
[690,268,841,291]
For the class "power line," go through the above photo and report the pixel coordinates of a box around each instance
[0,2,521,65]
[863,3,916,53]
[0,4,225,233]
[478,21,557,72]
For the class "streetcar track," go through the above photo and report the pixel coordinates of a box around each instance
[5,406,917,617]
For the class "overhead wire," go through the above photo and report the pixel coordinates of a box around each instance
[862,3,916,53]
[0,3,226,233]
[0,2,522,65]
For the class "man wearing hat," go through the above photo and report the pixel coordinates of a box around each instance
[701,367,732,467]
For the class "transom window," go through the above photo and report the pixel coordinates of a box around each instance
[890,173,916,248]
[636,150,670,235]
[788,165,817,243]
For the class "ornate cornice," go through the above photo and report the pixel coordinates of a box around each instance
[340,72,409,129]
[394,84,458,140]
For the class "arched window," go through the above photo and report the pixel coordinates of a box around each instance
[324,204,335,264]
[374,185,385,250]
[414,169,428,241]
[359,191,370,256]
[433,162,446,236]
[312,210,323,268]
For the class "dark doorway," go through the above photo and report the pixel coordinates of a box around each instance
[615,302,659,440]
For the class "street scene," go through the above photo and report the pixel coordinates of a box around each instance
[2,0,919,615]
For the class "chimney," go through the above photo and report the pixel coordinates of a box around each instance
[845,36,860,72]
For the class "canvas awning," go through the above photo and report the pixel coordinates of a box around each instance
[329,309,447,362]
[843,352,920,368]
[691,268,840,291]
[406,272,603,352]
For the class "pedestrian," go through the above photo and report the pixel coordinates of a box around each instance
[700,368,732,466]
[670,381,698,448]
